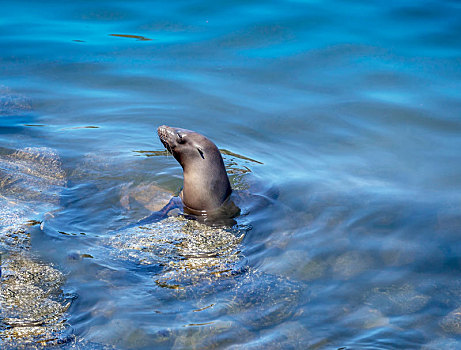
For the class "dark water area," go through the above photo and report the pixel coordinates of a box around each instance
[1,0,461,349]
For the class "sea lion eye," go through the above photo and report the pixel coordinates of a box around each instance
[177,133,185,143]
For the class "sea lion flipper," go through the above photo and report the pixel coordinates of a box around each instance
[135,196,182,226]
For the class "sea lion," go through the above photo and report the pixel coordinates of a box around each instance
[157,125,238,220]
[128,125,240,228]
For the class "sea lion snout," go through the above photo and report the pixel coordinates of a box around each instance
[157,125,167,139]
[157,125,180,154]
[157,125,172,139]
[157,125,172,148]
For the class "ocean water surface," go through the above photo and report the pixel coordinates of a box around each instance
[1,0,461,349]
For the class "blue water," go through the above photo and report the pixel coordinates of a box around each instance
[1,0,461,349]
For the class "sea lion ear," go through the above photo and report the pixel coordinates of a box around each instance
[197,147,205,159]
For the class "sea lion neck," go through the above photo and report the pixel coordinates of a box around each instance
[182,151,232,211]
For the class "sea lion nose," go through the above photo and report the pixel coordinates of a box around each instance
[157,125,166,134]
[157,125,169,140]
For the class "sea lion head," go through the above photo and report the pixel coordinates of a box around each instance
[157,125,233,214]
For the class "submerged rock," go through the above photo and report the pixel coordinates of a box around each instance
[86,318,154,350]
[0,252,71,348]
[261,249,327,282]
[298,258,328,281]
[68,151,175,229]
[0,147,65,204]
[226,271,303,330]
[434,279,461,309]
[120,181,172,212]
[0,147,71,348]
[227,321,311,350]
[171,320,252,350]
[106,215,304,336]
[364,283,430,316]
[379,238,419,267]
[0,147,66,245]
[440,307,461,335]
[331,250,375,280]
[0,86,32,115]
[342,306,390,330]
[107,216,245,288]
[421,337,461,350]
